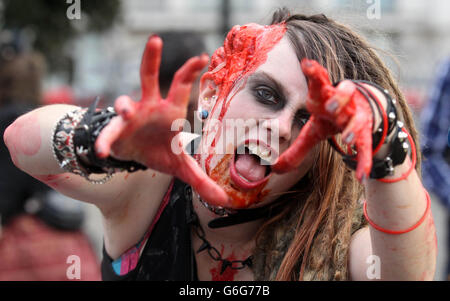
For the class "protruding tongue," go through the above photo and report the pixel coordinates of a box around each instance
[234,154,266,182]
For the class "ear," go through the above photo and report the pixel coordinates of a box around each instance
[198,73,219,113]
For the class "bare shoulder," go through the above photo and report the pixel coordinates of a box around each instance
[348,226,373,280]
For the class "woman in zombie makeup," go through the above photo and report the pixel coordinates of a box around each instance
[4,8,436,281]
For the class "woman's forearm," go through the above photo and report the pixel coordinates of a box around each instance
[3,104,143,208]
[4,104,79,175]
[364,158,437,280]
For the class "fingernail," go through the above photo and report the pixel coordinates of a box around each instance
[361,174,368,185]
[326,100,339,113]
[344,132,354,144]
[96,146,106,158]
[302,59,313,67]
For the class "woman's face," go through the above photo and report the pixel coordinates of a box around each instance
[199,36,316,209]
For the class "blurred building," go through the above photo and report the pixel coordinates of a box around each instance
[65,0,450,108]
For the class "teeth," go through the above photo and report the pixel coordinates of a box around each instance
[246,142,272,165]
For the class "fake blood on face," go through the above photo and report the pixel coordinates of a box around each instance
[209,154,269,208]
[201,22,286,206]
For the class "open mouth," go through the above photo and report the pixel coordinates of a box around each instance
[229,140,276,190]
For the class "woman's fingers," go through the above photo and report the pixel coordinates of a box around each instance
[339,91,374,181]
[167,54,210,107]
[301,59,335,106]
[301,59,331,89]
[95,116,127,159]
[324,80,356,115]
[354,126,373,183]
[341,108,373,182]
[114,95,137,121]
[179,154,230,207]
[341,109,366,145]
[272,117,324,173]
[140,35,163,101]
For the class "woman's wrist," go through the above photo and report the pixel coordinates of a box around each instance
[51,97,147,184]
[331,80,410,180]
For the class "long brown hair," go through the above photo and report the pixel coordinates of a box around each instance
[253,8,421,281]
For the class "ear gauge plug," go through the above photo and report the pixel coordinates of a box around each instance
[198,107,209,120]
[201,110,209,119]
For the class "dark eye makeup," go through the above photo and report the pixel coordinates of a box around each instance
[253,85,282,107]
[247,71,310,128]
[294,109,310,127]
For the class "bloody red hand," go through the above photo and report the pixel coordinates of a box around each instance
[95,36,229,207]
[272,59,374,182]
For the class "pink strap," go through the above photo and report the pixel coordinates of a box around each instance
[113,179,175,275]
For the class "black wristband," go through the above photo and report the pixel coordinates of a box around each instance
[328,80,408,179]
[73,97,147,176]
[342,121,409,179]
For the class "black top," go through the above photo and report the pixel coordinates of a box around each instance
[101,179,198,281]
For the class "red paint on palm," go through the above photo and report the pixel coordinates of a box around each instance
[273,59,374,181]
[209,155,270,208]
[95,36,229,207]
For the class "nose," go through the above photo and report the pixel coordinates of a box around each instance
[261,110,292,145]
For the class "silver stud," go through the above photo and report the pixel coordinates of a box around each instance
[398,131,408,142]
[60,160,69,168]
[402,142,409,150]
[392,98,396,105]
[76,146,88,156]
[397,121,404,128]
[388,112,396,122]
[386,157,394,175]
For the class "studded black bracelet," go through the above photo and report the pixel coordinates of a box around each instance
[52,97,147,184]
[73,97,147,176]
[328,81,408,179]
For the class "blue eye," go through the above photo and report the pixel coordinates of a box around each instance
[255,87,277,104]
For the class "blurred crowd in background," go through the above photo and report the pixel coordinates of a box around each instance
[0,0,448,281]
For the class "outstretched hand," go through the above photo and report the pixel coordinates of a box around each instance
[272,59,374,182]
[95,35,229,207]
